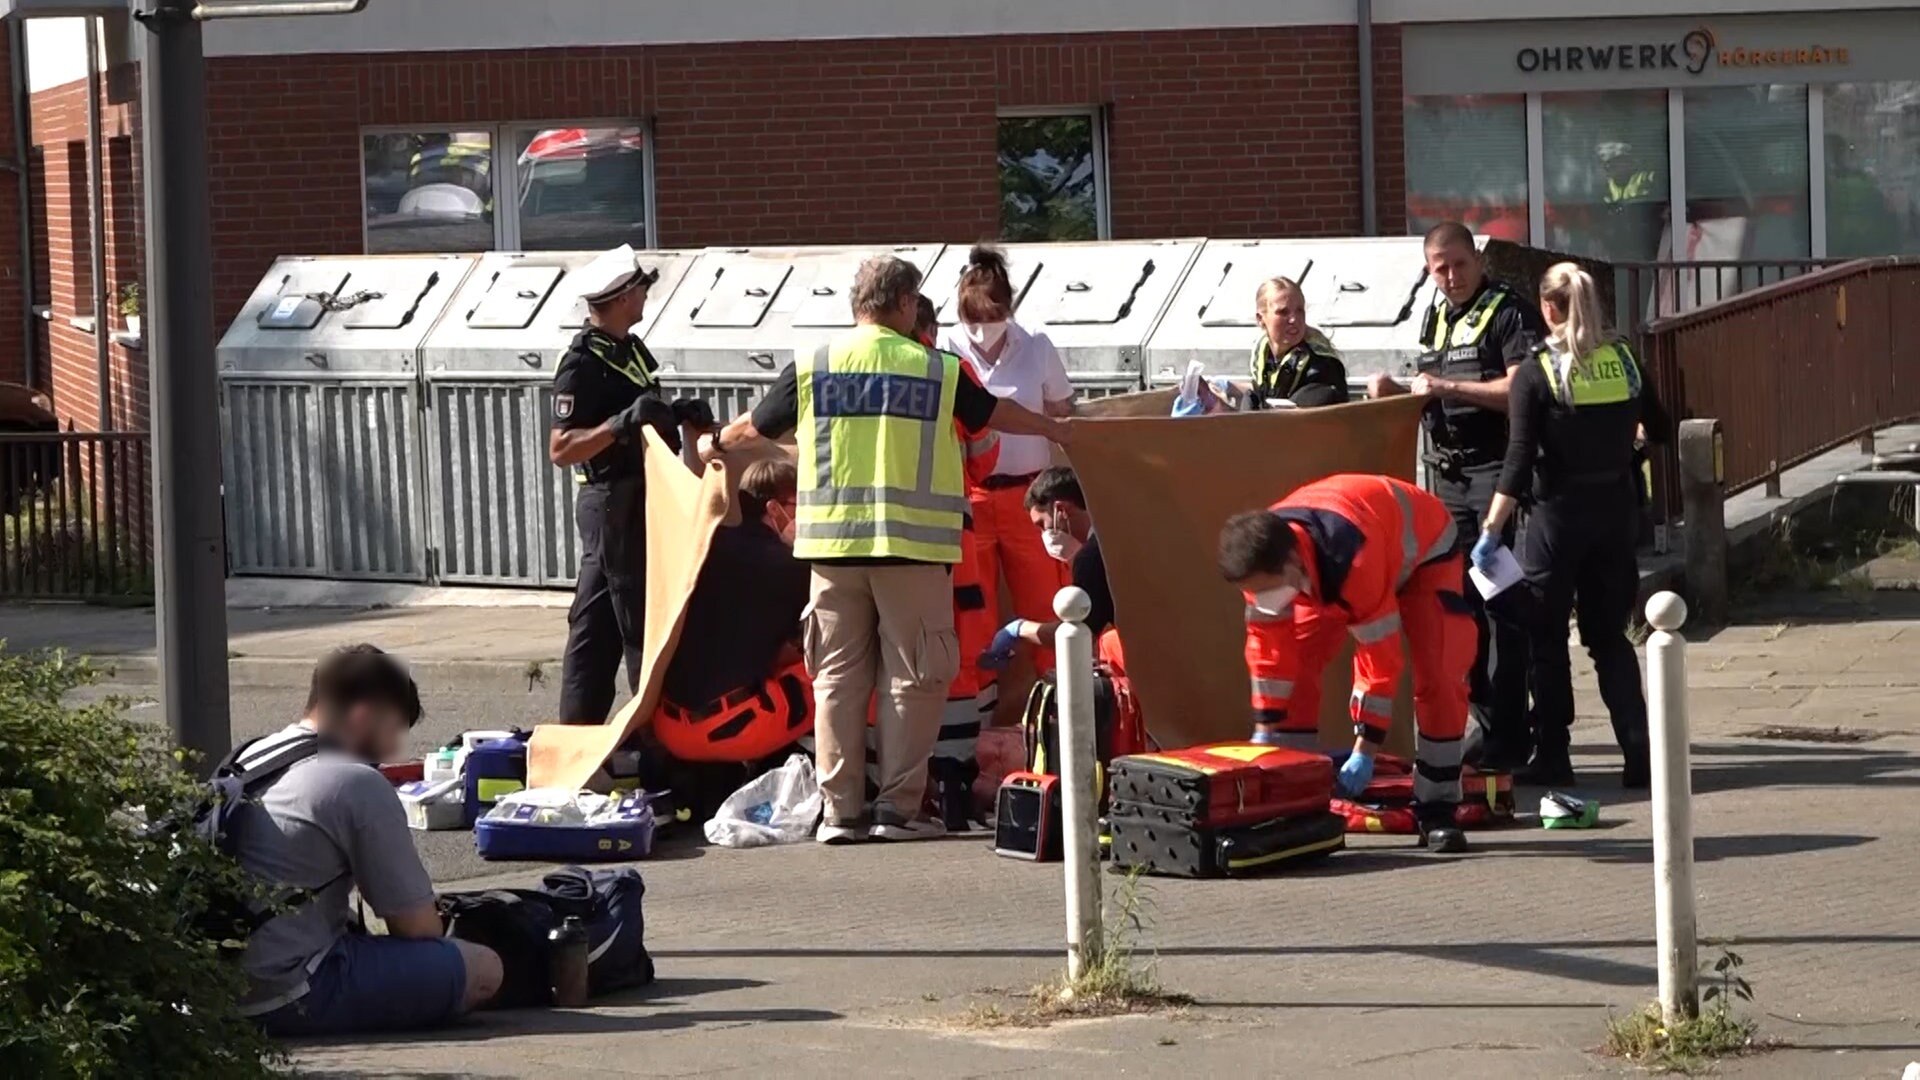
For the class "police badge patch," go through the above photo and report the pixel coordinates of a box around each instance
[554,394,574,420]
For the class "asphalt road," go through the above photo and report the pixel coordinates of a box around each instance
[82,679,654,886]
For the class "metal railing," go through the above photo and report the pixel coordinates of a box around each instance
[1598,259,1845,529]
[1642,258,1920,518]
[0,432,153,599]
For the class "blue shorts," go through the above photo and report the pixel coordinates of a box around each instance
[257,934,467,1038]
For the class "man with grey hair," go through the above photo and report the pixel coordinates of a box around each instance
[709,253,1068,843]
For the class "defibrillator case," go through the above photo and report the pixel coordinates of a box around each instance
[1107,743,1333,829]
[1108,811,1345,879]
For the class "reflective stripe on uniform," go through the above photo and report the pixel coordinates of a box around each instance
[795,486,970,516]
[1349,610,1402,644]
[1351,689,1394,720]
[793,520,963,549]
[964,431,1000,458]
[1251,677,1294,701]
[1384,477,1456,584]
[1421,286,1509,351]
[1245,603,1294,624]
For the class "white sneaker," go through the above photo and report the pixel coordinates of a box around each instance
[869,815,947,842]
[816,819,869,845]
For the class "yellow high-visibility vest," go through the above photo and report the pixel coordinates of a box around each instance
[1539,340,1642,408]
[794,324,967,563]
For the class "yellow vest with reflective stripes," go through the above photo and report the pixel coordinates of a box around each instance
[1539,341,1641,408]
[794,324,967,563]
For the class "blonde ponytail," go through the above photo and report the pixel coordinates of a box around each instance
[1539,262,1606,375]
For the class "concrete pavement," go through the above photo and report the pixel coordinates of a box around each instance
[35,588,1920,1077]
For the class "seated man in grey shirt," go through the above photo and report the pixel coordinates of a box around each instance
[238,645,502,1036]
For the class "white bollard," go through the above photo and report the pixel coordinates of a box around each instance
[1052,585,1103,980]
[1645,591,1699,1023]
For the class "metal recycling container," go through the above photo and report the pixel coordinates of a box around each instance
[917,239,1203,399]
[1144,237,1452,391]
[217,254,479,581]
[644,243,948,416]
[418,249,699,586]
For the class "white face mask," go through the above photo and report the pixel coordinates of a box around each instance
[1042,528,1081,563]
[964,321,1009,351]
[1251,585,1300,616]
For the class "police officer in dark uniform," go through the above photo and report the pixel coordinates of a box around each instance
[1475,261,1669,788]
[548,245,681,723]
[1370,221,1548,772]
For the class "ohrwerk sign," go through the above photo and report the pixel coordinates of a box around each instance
[1514,27,1851,78]
[1403,12,1904,96]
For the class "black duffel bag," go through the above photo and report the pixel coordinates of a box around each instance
[438,865,654,1007]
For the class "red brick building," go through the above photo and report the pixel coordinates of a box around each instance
[7,1,1918,431]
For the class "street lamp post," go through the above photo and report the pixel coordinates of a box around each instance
[131,0,367,770]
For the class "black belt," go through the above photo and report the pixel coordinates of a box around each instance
[980,471,1040,492]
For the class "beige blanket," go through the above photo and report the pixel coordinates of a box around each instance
[1070,393,1427,755]
[527,429,734,791]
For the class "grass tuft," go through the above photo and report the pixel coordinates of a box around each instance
[1603,1003,1758,1074]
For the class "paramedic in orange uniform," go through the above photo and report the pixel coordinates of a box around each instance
[917,296,1002,828]
[936,247,1075,669]
[1217,474,1476,853]
[653,460,811,763]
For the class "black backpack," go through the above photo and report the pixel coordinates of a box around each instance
[439,866,654,1007]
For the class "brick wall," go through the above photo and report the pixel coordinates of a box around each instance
[27,71,145,431]
[22,26,1413,424]
[0,39,20,389]
[199,27,1408,328]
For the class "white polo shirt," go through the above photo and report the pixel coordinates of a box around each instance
[937,321,1073,478]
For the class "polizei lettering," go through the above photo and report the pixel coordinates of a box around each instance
[812,372,943,422]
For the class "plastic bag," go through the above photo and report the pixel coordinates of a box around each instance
[702,754,823,848]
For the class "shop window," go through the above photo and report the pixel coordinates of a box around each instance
[362,124,652,254]
[1542,90,1670,263]
[1823,81,1920,257]
[1683,85,1810,260]
[998,112,1108,242]
[1404,95,1529,241]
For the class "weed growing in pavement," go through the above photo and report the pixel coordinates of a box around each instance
[1602,942,1761,1074]
[950,869,1192,1030]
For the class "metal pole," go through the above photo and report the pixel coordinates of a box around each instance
[85,17,112,430]
[137,0,230,772]
[8,18,38,391]
[1356,0,1378,237]
[1052,585,1102,980]
[1645,590,1698,1023]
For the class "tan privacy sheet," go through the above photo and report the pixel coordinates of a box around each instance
[527,429,734,791]
[1070,393,1429,755]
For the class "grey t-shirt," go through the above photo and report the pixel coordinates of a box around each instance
[234,724,437,1014]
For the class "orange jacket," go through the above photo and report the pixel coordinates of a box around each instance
[1245,474,1459,742]
[950,362,999,697]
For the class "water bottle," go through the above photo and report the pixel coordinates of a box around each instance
[547,916,590,1007]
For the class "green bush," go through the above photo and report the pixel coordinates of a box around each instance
[0,647,281,1078]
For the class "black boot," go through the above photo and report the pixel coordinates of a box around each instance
[1516,747,1576,788]
[1416,804,1470,854]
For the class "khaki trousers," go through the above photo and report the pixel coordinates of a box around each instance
[804,562,960,824]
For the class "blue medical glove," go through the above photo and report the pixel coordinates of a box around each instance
[1336,748,1376,799]
[978,621,1026,672]
[1470,530,1501,574]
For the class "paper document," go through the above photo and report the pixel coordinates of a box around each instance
[1468,544,1524,600]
